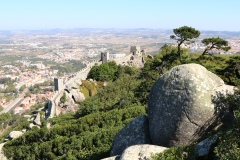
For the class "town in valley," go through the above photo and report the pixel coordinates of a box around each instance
[0,28,240,114]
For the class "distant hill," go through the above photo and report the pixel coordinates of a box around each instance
[1,28,239,37]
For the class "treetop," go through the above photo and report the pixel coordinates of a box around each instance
[173,26,200,40]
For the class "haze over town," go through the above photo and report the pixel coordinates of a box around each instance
[1,0,240,114]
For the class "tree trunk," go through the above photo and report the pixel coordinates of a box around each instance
[178,44,181,57]
[202,49,208,55]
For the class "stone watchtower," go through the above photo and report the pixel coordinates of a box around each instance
[54,78,63,91]
[130,45,141,56]
[101,51,109,63]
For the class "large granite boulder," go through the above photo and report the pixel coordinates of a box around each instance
[148,63,234,147]
[119,144,167,160]
[110,115,151,156]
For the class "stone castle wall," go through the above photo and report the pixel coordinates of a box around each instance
[46,60,101,119]
[47,53,144,119]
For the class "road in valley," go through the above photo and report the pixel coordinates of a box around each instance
[0,88,28,114]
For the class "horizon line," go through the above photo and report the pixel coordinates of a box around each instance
[0,28,240,32]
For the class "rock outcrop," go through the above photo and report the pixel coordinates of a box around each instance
[34,113,41,126]
[195,134,218,157]
[29,123,40,129]
[65,81,85,103]
[103,145,167,160]
[110,115,151,156]
[101,156,120,160]
[122,145,167,160]
[0,143,7,160]
[70,89,85,102]
[148,63,234,147]
[9,131,23,139]
[63,91,77,110]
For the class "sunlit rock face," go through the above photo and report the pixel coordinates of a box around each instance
[110,115,151,156]
[148,63,234,147]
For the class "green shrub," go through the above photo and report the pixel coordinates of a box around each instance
[152,146,195,160]
[60,92,67,103]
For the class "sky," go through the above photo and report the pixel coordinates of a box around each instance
[0,0,239,31]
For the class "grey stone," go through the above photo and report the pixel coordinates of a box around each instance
[195,134,218,157]
[65,81,80,91]
[23,115,31,119]
[101,155,120,160]
[9,131,23,139]
[0,143,7,160]
[110,115,151,156]
[29,123,40,129]
[46,122,51,129]
[34,113,41,126]
[148,63,234,147]
[64,92,75,105]
[71,89,85,102]
[119,144,167,160]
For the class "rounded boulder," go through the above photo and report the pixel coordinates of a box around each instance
[148,63,234,147]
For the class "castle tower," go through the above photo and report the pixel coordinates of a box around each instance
[130,45,141,56]
[101,51,109,63]
[54,78,63,91]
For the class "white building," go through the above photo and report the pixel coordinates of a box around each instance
[109,53,126,59]
[0,84,4,89]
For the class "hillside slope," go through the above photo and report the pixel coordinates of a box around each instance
[2,45,240,160]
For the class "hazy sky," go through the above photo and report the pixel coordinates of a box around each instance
[0,0,239,31]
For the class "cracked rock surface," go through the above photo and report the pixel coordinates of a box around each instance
[110,115,151,156]
[148,63,234,147]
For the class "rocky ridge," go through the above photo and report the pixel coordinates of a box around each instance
[108,63,235,159]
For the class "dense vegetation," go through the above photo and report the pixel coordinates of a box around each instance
[0,77,18,94]
[28,80,54,94]
[87,61,136,82]
[0,113,30,142]
[50,60,86,76]
[79,80,102,98]
[137,44,240,104]
[2,42,240,159]
[3,63,145,160]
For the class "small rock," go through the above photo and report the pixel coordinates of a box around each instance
[9,131,23,139]
[195,134,218,157]
[23,115,32,121]
[34,113,41,126]
[101,155,120,160]
[0,143,7,160]
[29,123,40,129]
[103,82,107,86]
[46,122,51,129]
[120,144,167,160]
[110,115,151,156]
